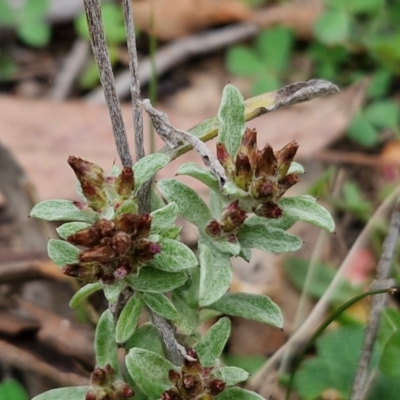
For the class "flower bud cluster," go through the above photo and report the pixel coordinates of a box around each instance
[85,364,134,400]
[206,200,247,242]
[162,349,226,400]
[63,157,160,283]
[217,127,300,218]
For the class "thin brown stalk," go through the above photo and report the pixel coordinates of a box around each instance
[82,0,132,167]
[350,194,400,400]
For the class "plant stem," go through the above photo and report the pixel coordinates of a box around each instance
[82,0,132,167]
[350,194,400,400]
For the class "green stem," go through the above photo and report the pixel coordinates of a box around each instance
[284,287,397,400]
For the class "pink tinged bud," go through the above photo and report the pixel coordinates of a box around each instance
[208,379,226,395]
[202,367,213,377]
[110,231,132,256]
[113,265,130,280]
[183,375,195,389]
[90,367,108,387]
[161,388,181,400]
[275,140,299,179]
[136,214,152,238]
[254,202,283,219]
[234,153,252,190]
[255,145,277,177]
[135,239,161,262]
[80,181,108,211]
[79,244,117,263]
[216,143,235,177]
[115,167,135,198]
[250,177,278,202]
[221,200,247,232]
[68,156,105,186]
[113,381,134,398]
[205,220,223,238]
[114,213,139,234]
[182,349,202,374]
[85,389,97,400]
[239,127,258,157]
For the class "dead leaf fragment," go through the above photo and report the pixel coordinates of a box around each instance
[132,0,251,40]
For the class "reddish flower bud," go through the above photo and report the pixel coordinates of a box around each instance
[254,202,283,219]
[90,367,108,387]
[161,388,181,400]
[239,127,257,158]
[79,244,117,263]
[113,381,135,398]
[234,153,252,190]
[221,200,247,232]
[216,143,235,177]
[278,173,300,197]
[135,239,161,262]
[168,369,181,384]
[182,350,202,374]
[205,220,222,238]
[250,177,278,202]
[85,389,97,400]
[208,378,226,395]
[114,214,139,235]
[275,140,298,179]
[136,214,152,238]
[255,145,276,178]
[115,167,135,198]
[110,231,132,256]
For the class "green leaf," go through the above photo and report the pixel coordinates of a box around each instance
[343,0,382,13]
[177,162,220,192]
[195,317,231,367]
[255,27,294,73]
[150,202,179,235]
[250,75,281,96]
[95,310,119,374]
[47,239,80,266]
[69,283,101,308]
[223,182,250,198]
[314,10,351,45]
[364,100,399,130]
[143,292,178,320]
[30,199,97,222]
[367,69,392,99]
[115,293,144,343]
[211,366,249,386]
[0,2,15,26]
[31,386,90,400]
[202,234,241,256]
[102,3,126,43]
[198,241,232,307]
[216,387,264,400]
[279,195,335,232]
[18,20,50,47]
[284,258,361,303]
[347,112,379,147]
[207,292,283,328]
[157,179,212,228]
[150,238,197,272]
[126,348,176,398]
[0,379,28,400]
[173,292,199,335]
[125,323,164,355]
[56,222,91,240]
[102,280,126,305]
[379,331,400,376]
[226,46,266,76]
[126,267,188,292]
[133,153,170,191]
[288,161,305,175]
[217,84,246,158]
[22,0,49,20]
[238,216,303,253]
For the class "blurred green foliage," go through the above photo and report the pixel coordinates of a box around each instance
[0,379,29,400]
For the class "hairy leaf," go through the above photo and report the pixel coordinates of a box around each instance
[47,239,80,266]
[143,292,178,320]
[116,293,144,343]
[69,282,101,308]
[133,153,170,192]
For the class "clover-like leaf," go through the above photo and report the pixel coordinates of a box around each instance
[217,84,246,157]
[198,241,232,307]
[238,216,302,253]
[125,267,188,293]
[212,366,249,386]
[126,348,176,398]
[30,199,97,222]
[207,292,283,328]
[116,293,144,344]
[177,162,220,192]
[149,238,197,272]
[143,292,178,320]
[47,239,80,267]
[95,310,119,374]
[279,195,335,232]
[56,222,91,240]
[32,386,90,400]
[195,317,231,367]
[150,202,179,235]
[157,179,212,228]
[133,153,170,191]
[69,282,101,308]
[216,387,265,400]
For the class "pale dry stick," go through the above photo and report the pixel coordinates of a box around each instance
[350,194,400,400]
[279,169,345,375]
[82,0,132,167]
[248,185,400,394]
[86,22,258,102]
[50,38,90,100]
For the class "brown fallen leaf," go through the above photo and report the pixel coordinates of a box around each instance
[132,0,251,40]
